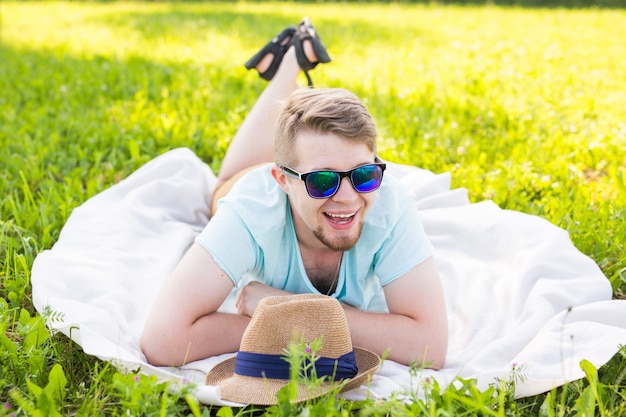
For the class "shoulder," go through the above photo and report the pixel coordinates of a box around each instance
[215,164,289,232]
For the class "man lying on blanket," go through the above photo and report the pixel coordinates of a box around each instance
[141,18,448,369]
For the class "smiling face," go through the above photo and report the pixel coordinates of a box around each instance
[272,130,378,252]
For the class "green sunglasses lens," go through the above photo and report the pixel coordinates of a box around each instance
[352,165,383,193]
[306,171,340,198]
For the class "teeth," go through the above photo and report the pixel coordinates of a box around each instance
[326,212,355,218]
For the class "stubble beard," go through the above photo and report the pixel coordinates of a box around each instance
[313,220,364,252]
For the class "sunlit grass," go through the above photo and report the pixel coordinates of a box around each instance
[1,1,625,415]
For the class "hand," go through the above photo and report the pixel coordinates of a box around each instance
[235,281,292,317]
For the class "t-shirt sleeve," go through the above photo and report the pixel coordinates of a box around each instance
[194,206,261,286]
[373,203,433,287]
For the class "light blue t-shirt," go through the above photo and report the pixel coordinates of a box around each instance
[195,164,433,312]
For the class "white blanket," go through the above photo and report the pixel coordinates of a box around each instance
[31,148,626,405]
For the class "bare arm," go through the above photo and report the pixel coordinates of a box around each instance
[140,243,250,367]
[342,256,448,368]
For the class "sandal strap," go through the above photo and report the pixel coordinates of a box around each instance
[244,25,296,81]
[292,18,331,87]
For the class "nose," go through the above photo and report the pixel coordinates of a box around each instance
[331,177,358,203]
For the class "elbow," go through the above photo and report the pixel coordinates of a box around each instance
[140,331,165,367]
[426,351,447,371]
[425,328,448,370]
[140,326,182,367]
[407,348,447,371]
[404,347,447,370]
[421,316,449,370]
[428,332,448,370]
[402,329,448,370]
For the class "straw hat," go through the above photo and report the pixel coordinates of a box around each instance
[205,294,381,405]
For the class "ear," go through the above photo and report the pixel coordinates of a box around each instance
[270,165,290,193]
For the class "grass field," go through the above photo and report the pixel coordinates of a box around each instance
[1,1,626,415]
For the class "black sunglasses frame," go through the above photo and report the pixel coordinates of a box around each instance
[280,158,387,199]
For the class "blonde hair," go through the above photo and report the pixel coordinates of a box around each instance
[274,88,378,166]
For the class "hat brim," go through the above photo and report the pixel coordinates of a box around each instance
[205,347,381,405]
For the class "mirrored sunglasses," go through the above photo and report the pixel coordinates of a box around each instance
[281,158,386,199]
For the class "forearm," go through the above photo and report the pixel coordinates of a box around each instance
[141,311,250,367]
[341,304,447,369]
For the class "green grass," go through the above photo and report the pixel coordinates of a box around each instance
[1,1,625,415]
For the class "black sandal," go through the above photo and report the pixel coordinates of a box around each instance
[292,17,331,87]
[244,25,297,81]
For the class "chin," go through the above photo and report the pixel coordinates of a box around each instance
[314,224,363,252]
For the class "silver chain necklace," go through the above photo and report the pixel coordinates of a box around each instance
[327,253,343,295]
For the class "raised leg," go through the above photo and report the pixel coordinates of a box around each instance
[215,47,301,186]
[216,18,327,187]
